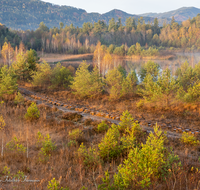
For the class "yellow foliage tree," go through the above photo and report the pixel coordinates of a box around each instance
[1,42,14,66]
[93,41,104,75]
[102,52,114,77]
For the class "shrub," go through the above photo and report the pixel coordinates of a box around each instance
[175,61,195,90]
[114,125,179,189]
[0,66,18,96]
[118,110,134,131]
[39,134,56,162]
[105,68,123,100]
[78,143,101,168]
[113,45,125,56]
[180,132,199,146]
[50,62,73,89]
[31,61,52,87]
[25,102,40,121]
[97,120,109,133]
[14,92,24,104]
[119,111,143,150]
[47,178,69,190]
[107,44,115,54]
[6,137,26,153]
[127,45,136,56]
[67,140,77,147]
[177,82,200,103]
[12,49,39,81]
[98,124,122,159]
[70,62,103,98]
[68,128,82,141]
[139,60,160,82]
[138,68,177,107]
[98,171,116,190]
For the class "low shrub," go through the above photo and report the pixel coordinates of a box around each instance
[6,137,26,153]
[25,102,40,121]
[68,128,82,141]
[78,143,101,168]
[39,134,56,162]
[114,125,179,189]
[97,120,109,133]
[14,92,24,104]
[47,178,69,190]
[98,124,122,160]
[180,132,199,146]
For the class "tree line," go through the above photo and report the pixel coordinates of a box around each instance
[1,14,200,55]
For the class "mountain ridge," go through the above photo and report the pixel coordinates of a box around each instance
[139,7,200,21]
[0,0,199,30]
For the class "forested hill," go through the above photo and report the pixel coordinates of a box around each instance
[0,0,167,30]
[140,7,200,22]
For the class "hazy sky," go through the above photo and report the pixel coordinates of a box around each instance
[42,0,200,14]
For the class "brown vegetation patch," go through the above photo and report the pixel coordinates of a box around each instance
[62,112,83,121]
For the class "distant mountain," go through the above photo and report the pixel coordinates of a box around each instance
[0,0,168,30]
[0,0,199,31]
[140,7,200,22]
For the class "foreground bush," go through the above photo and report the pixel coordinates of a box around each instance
[114,125,179,189]
[78,143,101,168]
[47,178,69,190]
[25,102,40,121]
[98,124,122,159]
[38,134,56,162]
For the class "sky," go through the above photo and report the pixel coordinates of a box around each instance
[42,0,200,14]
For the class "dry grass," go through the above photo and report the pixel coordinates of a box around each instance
[0,94,200,190]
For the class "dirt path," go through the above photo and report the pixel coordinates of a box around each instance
[18,87,183,139]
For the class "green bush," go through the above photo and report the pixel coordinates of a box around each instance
[98,171,116,190]
[105,68,123,100]
[0,66,18,96]
[127,45,136,56]
[39,134,56,162]
[119,111,143,150]
[97,120,109,133]
[78,143,101,168]
[31,61,52,87]
[180,132,199,146]
[114,125,179,189]
[6,137,26,153]
[121,70,138,97]
[175,61,195,90]
[14,92,24,104]
[25,102,40,121]
[118,110,134,131]
[70,62,103,98]
[50,63,73,89]
[138,68,177,107]
[98,124,122,159]
[47,178,69,190]
[139,60,160,82]
[113,45,125,56]
[68,128,82,141]
[177,81,200,103]
[13,49,39,81]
